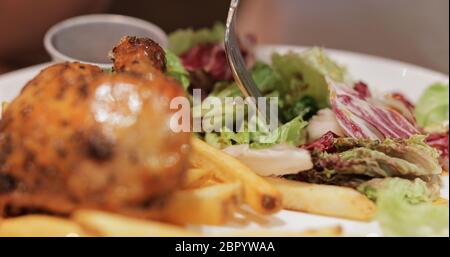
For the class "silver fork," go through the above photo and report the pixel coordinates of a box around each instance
[225,0,263,100]
[225,0,279,126]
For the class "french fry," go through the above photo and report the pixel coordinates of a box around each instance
[72,210,199,237]
[434,197,449,206]
[0,215,89,237]
[190,137,282,214]
[234,206,270,225]
[183,168,214,189]
[294,225,343,237]
[265,177,376,221]
[214,225,342,237]
[72,209,342,237]
[162,183,243,225]
[199,178,222,187]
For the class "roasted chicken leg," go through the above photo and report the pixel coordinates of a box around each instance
[0,37,190,218]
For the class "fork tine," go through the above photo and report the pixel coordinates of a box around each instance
[225,0,262,99]
[225,0,280,128]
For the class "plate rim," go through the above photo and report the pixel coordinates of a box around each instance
[256,44,449,80]
[0,62,52,82]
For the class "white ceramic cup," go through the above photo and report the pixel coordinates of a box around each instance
[44,14,168,69]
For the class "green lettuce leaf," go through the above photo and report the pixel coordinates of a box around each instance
[330,148,431,177]
[415,83,449,127]
[204,129,250,149]
[208,62,280,99]
[331,135,442,176]
[306,135,442,187]
[272,48,349,109]
[249,62,280,94]
[203,115,308,149]
[358,177,440,203]
[165,50,190,89]
[250,115,308,148]
[199,48,344,150]
[359,177,448,237]
[205,61,315,126]
[168,23,225,55]
[282,95,319,122]
[198,62,284,143]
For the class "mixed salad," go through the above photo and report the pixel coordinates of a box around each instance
[164,23,449,236]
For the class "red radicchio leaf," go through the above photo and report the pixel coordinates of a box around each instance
[383,92,417,125]
[302,131,338,152]
[353,82,417,126]
[328,78,420,140]
[427,131,449,171]
[180,35,255,94]
[391,92,415,111]
[181,43,232,81]
[353,81,371,99]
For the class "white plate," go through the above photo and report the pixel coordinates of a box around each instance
[0,46,448,236]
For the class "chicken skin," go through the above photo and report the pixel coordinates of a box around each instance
[0,37,190,218]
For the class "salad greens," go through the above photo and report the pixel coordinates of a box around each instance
[326,147,433,177]
[300,135,442,187]
[282,96,319,123]
[358,177,439,203]
[197,61,313,149]
[168,23,225,55]
[272,48,349,109]
[415,83,449,128]
[165,50,190,89]
[196,49,351,149]
[208,62,281,99]
[301,135,446,236]
[251,115,308,148]
[204,115,308,149]
[358,178,448,236]
[333,136,443,176]
[168,24,448,236]
[329,79,420,140]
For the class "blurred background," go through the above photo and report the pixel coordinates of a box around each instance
[0,0,448,74]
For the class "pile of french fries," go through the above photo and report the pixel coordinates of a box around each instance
[0,136,382,237]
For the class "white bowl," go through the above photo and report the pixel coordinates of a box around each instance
[44,14,168,69]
